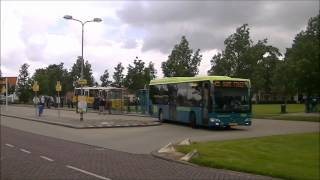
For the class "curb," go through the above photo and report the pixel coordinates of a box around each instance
[1,114,81,128]
[150,150,199,167]
[1,113,161,129]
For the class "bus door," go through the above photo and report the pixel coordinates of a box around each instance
[202,82,211,126]
[168,84,177,121]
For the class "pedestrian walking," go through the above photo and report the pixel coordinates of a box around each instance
[39,95,45,116]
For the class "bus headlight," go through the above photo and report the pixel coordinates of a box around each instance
[210,118,221,123]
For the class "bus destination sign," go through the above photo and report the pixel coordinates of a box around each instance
[213,81,246,88]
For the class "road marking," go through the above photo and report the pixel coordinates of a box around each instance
[66,165,111,180]
[40,155,54,162]
[20,148,31,154]
[5,144,15,148]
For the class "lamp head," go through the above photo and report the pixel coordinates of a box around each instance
[93,18,102,22]
[63,15,73,20]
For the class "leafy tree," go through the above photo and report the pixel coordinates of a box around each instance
[32,63,71,96]
[70,57,95,86]
[208,24,253,77]
[271,60,295,102]
[284,14,320,95]
[144,62,157,84]
[124,57,153,92]
[208,24,282,95]
[32,68,49,96]
[100,69,112,87]
[112,63,125,88]
[16,63,32,103]
[162,36,202,77]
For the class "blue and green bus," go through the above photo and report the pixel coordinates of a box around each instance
[149,76,252,128]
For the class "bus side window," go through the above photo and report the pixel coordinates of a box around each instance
[187,82,201,107]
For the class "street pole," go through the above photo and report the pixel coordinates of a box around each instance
[58,91,61,119]
[35,92,37,117]
[63,15,102,121]
[80,23,84,121]
[5,77,8,111]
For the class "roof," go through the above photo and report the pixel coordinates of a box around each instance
[0,77,17,86]
[149,76,250,85]
[74,86,123,90]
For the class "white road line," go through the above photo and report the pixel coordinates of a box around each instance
[66,165,111,180]
[40,155,54,162]
[20,148,31,154]
[5,144,15,148]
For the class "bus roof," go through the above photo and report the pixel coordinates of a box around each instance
[149,76,250,85]
[74,86,123,90]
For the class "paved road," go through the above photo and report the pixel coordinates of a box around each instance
[1,115,319,154]
[1,126,275,180]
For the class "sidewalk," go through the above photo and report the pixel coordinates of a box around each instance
[0,105,160,128]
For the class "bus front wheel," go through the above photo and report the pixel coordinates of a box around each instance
[190,112,197,129]
[159,110,164,123]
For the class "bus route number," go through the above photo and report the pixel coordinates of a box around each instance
[214,81,245,88]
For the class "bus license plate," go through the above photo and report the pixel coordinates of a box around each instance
[229,123,238,126]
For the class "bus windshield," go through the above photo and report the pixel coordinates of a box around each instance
[213,86,250,113]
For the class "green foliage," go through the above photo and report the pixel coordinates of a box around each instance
[100,69,112,87]
[177,133,320,180]
[284,14,320,95]
[112,63,125,88]
[208,24,283,94]
[32,63,71,96]
[144,61,157,84]
[70,57,95,86]
[124,57,156,92]
[16,63,32,103]
[162,36,202,77]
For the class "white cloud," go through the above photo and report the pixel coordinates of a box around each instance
[1,1,318,83]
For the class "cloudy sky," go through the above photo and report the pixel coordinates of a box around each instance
[1,1,318,82]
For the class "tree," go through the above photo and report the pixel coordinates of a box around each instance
[284,14,320,95]
[16,63,32,103]
[208,24,282,95]
[208,24,253,77]
[32,63,71,96]
[100,69,112,87]
[112,63,125,88]
[144,62,157,84]
[124,57,153,92]
[162,36,202,77]
[70,57,95,86]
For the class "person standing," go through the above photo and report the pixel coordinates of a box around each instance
[98,97,105,114]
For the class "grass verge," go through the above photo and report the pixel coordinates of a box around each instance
[177,133,320,180]
[252,104,319,122]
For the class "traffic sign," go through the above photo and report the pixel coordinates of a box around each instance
[78,79,87,85]
[1,86,5,94]
[32,81,39,92]
[56,81,62,92]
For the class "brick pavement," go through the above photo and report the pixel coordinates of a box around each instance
[1,126,278,180]
[0,105,160,128]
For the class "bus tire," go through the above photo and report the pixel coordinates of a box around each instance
[190,112,197,129]
[159,110,164,123]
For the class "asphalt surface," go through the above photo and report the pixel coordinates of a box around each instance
[1,126,277,180]
[1,114,319,154]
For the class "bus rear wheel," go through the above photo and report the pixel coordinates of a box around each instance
[159,110,164,123]
[190,112,197,129]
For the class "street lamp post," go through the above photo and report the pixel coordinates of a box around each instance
[64,15,102,121]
